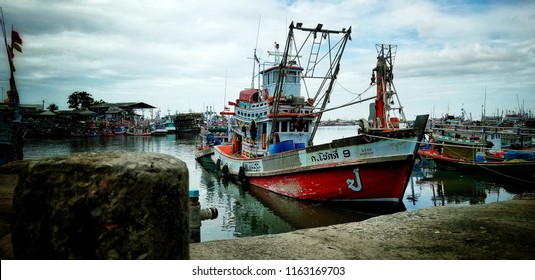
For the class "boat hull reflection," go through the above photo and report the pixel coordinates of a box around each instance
[406,159,522,209]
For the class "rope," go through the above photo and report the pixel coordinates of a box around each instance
[307,84,374,116]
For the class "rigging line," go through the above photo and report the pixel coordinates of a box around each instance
[311,84,373,112]
[302,95,375,117]
[389,81,407,121]
[301,35,345,78]
[336,79,364,96]
[297,30,348,100]
[337,80,373,97]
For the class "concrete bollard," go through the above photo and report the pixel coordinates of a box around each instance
[4,152,190,259]
[189,189,218,243]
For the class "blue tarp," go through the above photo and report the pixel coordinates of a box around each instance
[504,151,535,161]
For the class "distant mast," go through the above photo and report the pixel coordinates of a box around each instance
[250,14,262,88]
[1,8,24,161]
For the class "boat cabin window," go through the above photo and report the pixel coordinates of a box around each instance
[288,70,299,83]
[290,117,306,132]
[264,70,279,85]
[281,121,288,132]
[265,72,270,85]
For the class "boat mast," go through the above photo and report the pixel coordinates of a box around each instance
[308,25,351,144]
[267,22,351,145]
[371,44,404,129]
[268,22,295,143]
[250,14,262,88]
[1,8,23,161]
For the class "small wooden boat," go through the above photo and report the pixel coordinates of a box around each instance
[100,128,115,137]
[126,128,151,136]
[114,126,127,135]
[418,145,535,184]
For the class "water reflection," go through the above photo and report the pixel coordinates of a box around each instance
[404,158,520,211]
[21,129,525,243]
[196,161,373,240]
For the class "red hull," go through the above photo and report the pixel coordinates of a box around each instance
[248,160,412,202]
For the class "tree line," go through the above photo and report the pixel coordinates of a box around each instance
[46,91,105,112]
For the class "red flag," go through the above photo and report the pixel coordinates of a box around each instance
[12,30,23,45]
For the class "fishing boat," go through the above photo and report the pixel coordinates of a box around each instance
[163,119,176,134]
[195,107,232,162]
[150,122,168,136]
[126,127,151,136]
[418,132,535,184]
[210,22,428,205]
[419,112,535,183]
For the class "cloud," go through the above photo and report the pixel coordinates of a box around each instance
[1,0,533,119]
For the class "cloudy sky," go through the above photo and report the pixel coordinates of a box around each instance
[1,0,534,120]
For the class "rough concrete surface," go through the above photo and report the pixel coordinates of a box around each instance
[2,171,535,260]
[190,195,535,260]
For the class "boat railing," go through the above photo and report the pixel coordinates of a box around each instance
[432,124,535,137]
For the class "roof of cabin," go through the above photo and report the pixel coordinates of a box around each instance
[259,65,304,74]
[239,88,269,102]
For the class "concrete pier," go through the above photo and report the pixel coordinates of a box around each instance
[2,171,535,259]
[190,195,535,260]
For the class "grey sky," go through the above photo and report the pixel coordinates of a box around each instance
[1,0,534,120]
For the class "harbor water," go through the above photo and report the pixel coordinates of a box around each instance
[21,126,526,242]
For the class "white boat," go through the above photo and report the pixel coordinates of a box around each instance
[163,119,176,134]
[150,123,168,136]
[195,109,232,161]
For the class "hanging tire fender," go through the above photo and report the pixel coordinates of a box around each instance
[222,164,229,178]
[238,166,249,188]
[238,166,246,182]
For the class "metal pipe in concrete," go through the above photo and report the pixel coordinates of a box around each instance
[189,190,218,243]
